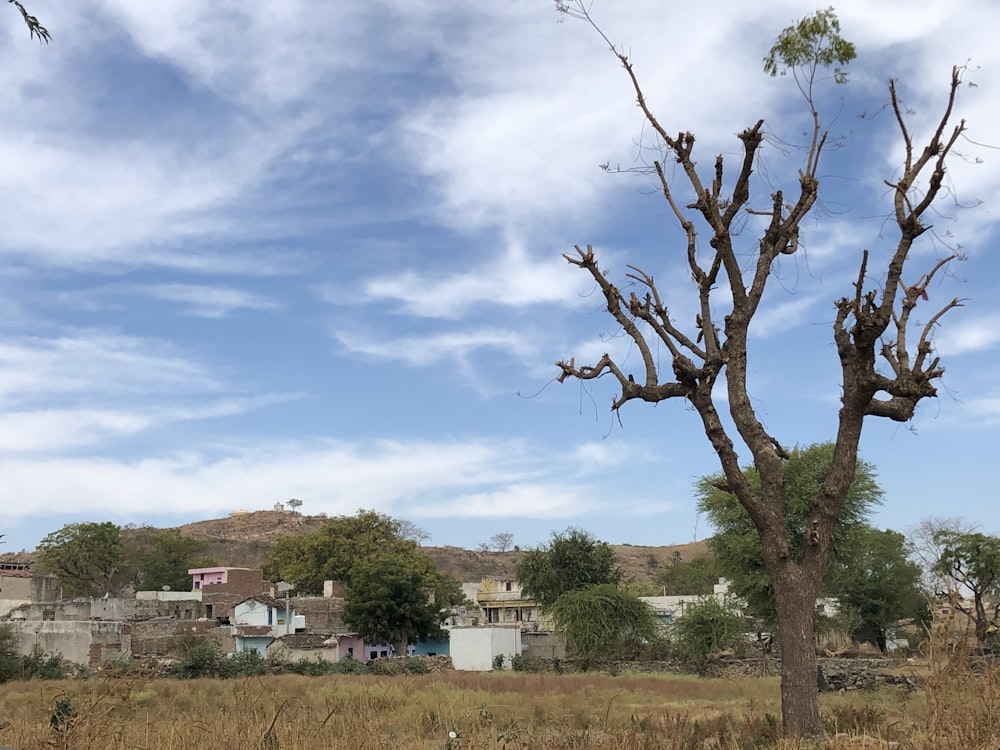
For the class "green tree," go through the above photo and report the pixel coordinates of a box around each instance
[9,1,49,42]
[932,531,1000,649]
[698,443,882,626]
[516,528,621,609]
[342,551,462,656]
[656,552,721,596]
[553,4,967,733]
[128,528,216,592]
[671,597,747,672]
[0,624,20,683]
[548,584,659,666]
[36,522,130,597]
[263,509,414,595]
[831,528,925,651]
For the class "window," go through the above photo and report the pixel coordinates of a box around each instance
[347,647,354,656]
[194,581,200,590]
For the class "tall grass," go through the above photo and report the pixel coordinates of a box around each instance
[0,634,995,750]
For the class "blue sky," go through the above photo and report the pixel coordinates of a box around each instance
[1,1,998,554]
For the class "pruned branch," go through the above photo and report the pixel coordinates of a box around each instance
[9,0,49,43]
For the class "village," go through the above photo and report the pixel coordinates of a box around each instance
[0,559,750,674]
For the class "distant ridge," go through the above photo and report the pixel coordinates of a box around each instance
[176,510,711,585]
[3,510,712,586]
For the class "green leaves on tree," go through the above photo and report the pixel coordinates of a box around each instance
[698,442,882,627]
[763,7,856,84]
[548,584,659,666]
[515,527,622,609]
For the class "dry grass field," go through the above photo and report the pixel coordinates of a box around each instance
[0,646,996,750]
[0,613,997,750]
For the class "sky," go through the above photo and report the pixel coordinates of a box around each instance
[0,0,998,554]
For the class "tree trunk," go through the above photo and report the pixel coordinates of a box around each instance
[773,570,823,737]
[394,631,409,658]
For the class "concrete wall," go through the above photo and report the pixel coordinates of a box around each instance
[449,626,521,671]
[292,596,347,630]
[136,590,202,602]
[0,575,61,617]
[12,620,130,667]
[8,598,127,622]
[521,630,566,660]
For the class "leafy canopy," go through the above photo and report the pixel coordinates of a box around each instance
[763,6,856,85]
[263,509,416,595]
[656,552,721,596]
[698,442,882,625]
[548,584,660,665]
[37,522,130,597]
[516,527,622,609]
[830,527,925,650]
[343,551,462,655]
[932,530,1000,647]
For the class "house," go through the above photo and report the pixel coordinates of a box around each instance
[188,566,265,592]
[231,596,305,654]
[474,576,549,629]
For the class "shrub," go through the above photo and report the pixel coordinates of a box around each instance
[21,646,67,680]
[405,657,430,674]
[330,654,370,675]
[288,656,337,676]
[220,649,266,678]
[175,642,223,679]
[671,597,746,672]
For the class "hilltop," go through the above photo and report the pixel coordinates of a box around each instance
[174,510,710,585]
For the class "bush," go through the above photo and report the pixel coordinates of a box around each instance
[671,597,746,672]
[220,649,266,678]
[175,642,223,679]
[21,646,67,680]
[404,657,430,674]
[330,654,370,675]
[510,654,545,673]
[287,656,337,676]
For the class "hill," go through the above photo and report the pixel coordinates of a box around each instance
[174,510,711,585]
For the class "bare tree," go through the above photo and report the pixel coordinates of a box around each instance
[397,519,431,546]
[489,532,515,553]
[553,3,969,738]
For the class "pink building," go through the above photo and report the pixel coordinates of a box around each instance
[188,567,260,591]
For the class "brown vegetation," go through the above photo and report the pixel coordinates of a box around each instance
[0,650,995,750]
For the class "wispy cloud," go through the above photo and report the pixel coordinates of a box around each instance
[935,314,1000,356]
[142,284,283,318]
[0,437,653,524]
[361,239,590,319]
[0,332,218,405]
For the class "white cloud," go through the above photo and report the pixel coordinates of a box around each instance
[361,239,591,318]
[333,327,536,369]
[750,294,823,338]
[0,332,218,405]
[934,313,1000,356]
[0,437,639,523]
[143,284,282,318]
